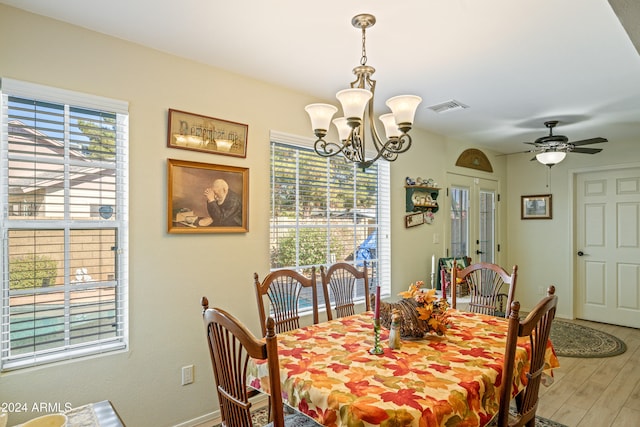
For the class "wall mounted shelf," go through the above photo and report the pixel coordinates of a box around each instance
[405,185,440,213]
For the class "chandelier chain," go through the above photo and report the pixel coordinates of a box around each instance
[360,27,368,66]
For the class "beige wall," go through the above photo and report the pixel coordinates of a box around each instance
[12,5,640,427]
[0,5,492,426]
[10,4,638,426]
[390,137,510,296]
[505,140,640,319]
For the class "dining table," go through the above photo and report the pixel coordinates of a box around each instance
[247,309,559,427]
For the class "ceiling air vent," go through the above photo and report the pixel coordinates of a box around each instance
[426,100,469,113]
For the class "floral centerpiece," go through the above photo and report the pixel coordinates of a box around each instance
[398,280,452,336]
[376,280,452,339]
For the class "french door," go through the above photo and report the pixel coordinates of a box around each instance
[446,174,499,264]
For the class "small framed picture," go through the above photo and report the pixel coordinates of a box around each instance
[521,194,552,220]
[167,159,249,233]
[405,212,425,228]
[167,109,248,158]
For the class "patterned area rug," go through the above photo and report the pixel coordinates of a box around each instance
[249,408,566,427]
[486,411,568,427]
[532,416,568,427]
[550,320,627,358]
[215,408,320,426]
[251,409,268,426]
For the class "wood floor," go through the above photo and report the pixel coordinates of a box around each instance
[537,317,640,426]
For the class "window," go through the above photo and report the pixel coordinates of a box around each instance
[0,79,129,370]
[269,132,390,309]
[450,186,469,258]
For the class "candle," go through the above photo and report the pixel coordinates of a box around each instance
[374,285,381,320]
[431,254,436,276]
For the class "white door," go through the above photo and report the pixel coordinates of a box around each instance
[576,167,640,328]
[446,174,499,264]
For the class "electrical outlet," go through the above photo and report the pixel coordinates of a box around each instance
[182,365,194,385]
[433,233,440,244]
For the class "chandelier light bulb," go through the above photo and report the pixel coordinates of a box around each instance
[304,103,338,135]
[379,113,401,139]
[332,117,352,141]
[336,88,372,121]
[386,95,422,126]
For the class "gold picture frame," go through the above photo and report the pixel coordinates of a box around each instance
[521,194,552,219]
[167,159,249,233]
[167,109,248,158]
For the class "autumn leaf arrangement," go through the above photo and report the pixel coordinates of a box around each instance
[398,280,452,335]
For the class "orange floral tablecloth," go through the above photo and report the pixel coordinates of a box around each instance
[247,310,559,427]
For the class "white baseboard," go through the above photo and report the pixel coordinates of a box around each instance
[173,410,220,427]
[173,394,269,427]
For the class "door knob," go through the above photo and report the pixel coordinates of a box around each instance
[475,250,484,255]
[577,251,585,256]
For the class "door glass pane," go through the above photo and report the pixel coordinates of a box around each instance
[478,190,495,263]
[450,187,468,258]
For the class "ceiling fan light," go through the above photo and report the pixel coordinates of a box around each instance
[536,151,566,166]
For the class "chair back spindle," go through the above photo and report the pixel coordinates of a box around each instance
[452,262,518,318]
[320,262,370,321]
[254,268,318,336]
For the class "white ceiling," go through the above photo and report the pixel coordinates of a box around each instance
[3,0,640,155]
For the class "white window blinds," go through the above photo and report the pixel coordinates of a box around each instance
[269,132,390,308]
[0,78,129,370]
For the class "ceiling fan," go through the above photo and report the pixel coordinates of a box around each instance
[523,120,607,166]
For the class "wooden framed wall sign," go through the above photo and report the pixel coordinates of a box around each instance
[167,159,249,233]
[167,109,248,158]
[405,212,426,228]
[521,194,552,219]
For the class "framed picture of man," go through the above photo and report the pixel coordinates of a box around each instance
[167,159,249,233]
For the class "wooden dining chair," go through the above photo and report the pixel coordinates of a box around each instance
[497,286,557,427]
[320,262,370,321]
[202,297,264,405]
[254,267,319,336]
[201,298,319,427]
[451,261,518,318]
[438,256,472,298]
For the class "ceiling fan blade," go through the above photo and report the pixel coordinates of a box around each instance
[571,147,603,154]
[570,137,607,146]
[520,122,606,160]
[496,148,539,156]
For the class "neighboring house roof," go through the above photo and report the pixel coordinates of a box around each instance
[7,119,115,196]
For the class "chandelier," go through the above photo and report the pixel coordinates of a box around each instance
[304,14,422,170]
